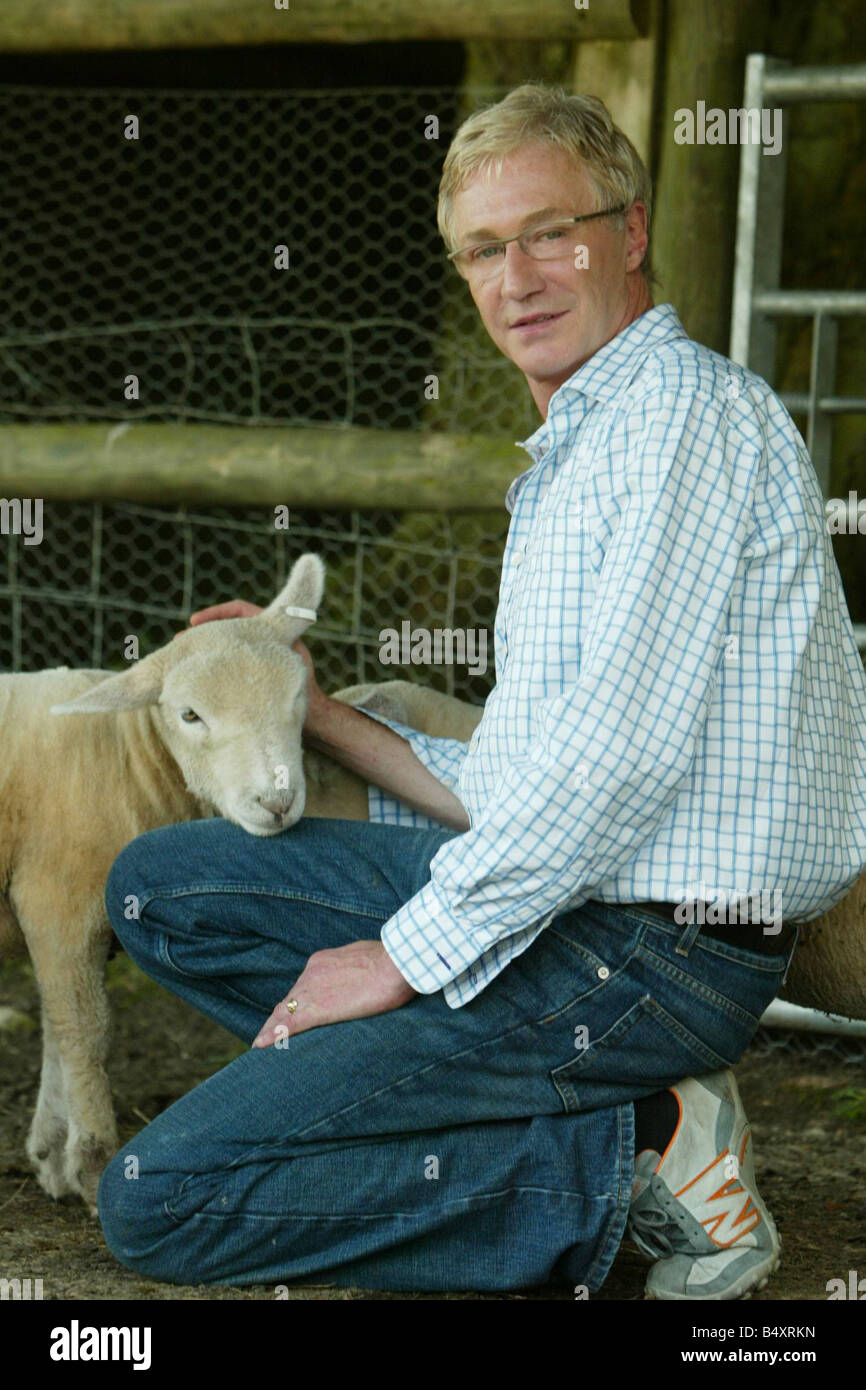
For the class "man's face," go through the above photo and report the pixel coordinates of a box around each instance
[450,143,650,415]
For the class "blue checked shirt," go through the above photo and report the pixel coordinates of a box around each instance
[364,303,866,1008]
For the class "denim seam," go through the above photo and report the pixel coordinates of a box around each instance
[536,980,607,1026]
[136,882,390,922]
[552,990,732,1100]
[166,1016,555,1183]
[640,995,733,1071]
[586,1100,634,1292]
[536,940,643,1025]
[166,1183,604,1225]
[288,1017,552,1145]
[545,928,613,975]
[155,931,267,1012]
[636,941,764,1026]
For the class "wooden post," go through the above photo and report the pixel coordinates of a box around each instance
[651,0,771,353]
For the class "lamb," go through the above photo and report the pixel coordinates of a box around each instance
[0,553,483,1211]
[779,871,866,1019]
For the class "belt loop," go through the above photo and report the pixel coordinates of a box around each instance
[675,917,702,957]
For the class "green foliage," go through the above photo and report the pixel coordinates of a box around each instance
[830,1084,866,1124]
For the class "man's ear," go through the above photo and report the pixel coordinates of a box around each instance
[625,200,649,275]
[259,552,326,644]
[50,649,168,714]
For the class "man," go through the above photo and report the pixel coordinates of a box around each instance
[99,84,866,1300]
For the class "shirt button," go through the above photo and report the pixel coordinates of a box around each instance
[597,965,610,980]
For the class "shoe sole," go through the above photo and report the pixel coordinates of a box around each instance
[644,1256,780,1300]
[644,1229,782,1302]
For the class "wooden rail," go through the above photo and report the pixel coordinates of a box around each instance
[0,423,519,511]
[0,0,649,50]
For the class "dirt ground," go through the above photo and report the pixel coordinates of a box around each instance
[1,951,864,1302]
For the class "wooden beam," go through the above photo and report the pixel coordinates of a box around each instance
[0,423,519,511]
[0,0,649,51]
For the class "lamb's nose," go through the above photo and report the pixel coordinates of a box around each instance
[257,794,296,821]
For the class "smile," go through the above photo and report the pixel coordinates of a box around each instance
[510,311,568,332]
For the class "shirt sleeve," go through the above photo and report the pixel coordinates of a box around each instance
[380,386,762,1000]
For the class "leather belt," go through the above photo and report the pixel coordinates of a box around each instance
[625,900,796,956]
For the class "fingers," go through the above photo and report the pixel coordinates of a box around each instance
[172,599,263,639]
[291,638,314,672]
[253,995,311,1048]
[189,600,258,624]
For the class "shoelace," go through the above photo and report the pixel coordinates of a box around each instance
[628,1204,677,1259]
[629,1178,698,1260]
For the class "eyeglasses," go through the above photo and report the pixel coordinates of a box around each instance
[448,206,628,284]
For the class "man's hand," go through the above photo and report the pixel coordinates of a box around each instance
[189,598,263,623]
[173,598,263,638]
[252,941,417,1047]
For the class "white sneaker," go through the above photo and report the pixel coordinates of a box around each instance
[627,1070,781,1300]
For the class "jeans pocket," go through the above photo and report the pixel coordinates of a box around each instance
[550,992,743,1114]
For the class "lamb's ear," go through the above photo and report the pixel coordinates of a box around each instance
[49,649,168,715]
[260,552,326,643]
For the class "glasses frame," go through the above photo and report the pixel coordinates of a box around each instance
[447,205,629,279]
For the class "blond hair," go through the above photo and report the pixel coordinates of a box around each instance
[438,82,655,284]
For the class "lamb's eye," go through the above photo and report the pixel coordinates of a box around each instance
[180,709,201,724]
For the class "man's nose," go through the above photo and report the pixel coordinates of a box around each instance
[499,241,547,296]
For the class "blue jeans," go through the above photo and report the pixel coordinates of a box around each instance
[98,816,795,1292]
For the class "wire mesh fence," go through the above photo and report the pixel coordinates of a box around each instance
[0,81,536,437]
[0,80,528,698]
[747,1026,866,1065]
[0,499,507,704]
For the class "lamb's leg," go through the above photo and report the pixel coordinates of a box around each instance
[27,921,117,1213]
[26,1015,72,1199]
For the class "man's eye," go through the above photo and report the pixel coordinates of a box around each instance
[180,709,201,723]
[471,243,503,261]
[533,226,566,244]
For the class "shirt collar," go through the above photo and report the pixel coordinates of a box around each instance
[514,303,689,465]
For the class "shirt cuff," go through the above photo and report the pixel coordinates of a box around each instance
[380,877,476,995]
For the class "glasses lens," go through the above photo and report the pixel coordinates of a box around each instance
[526,222,583,259]
[454,244,502,282]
